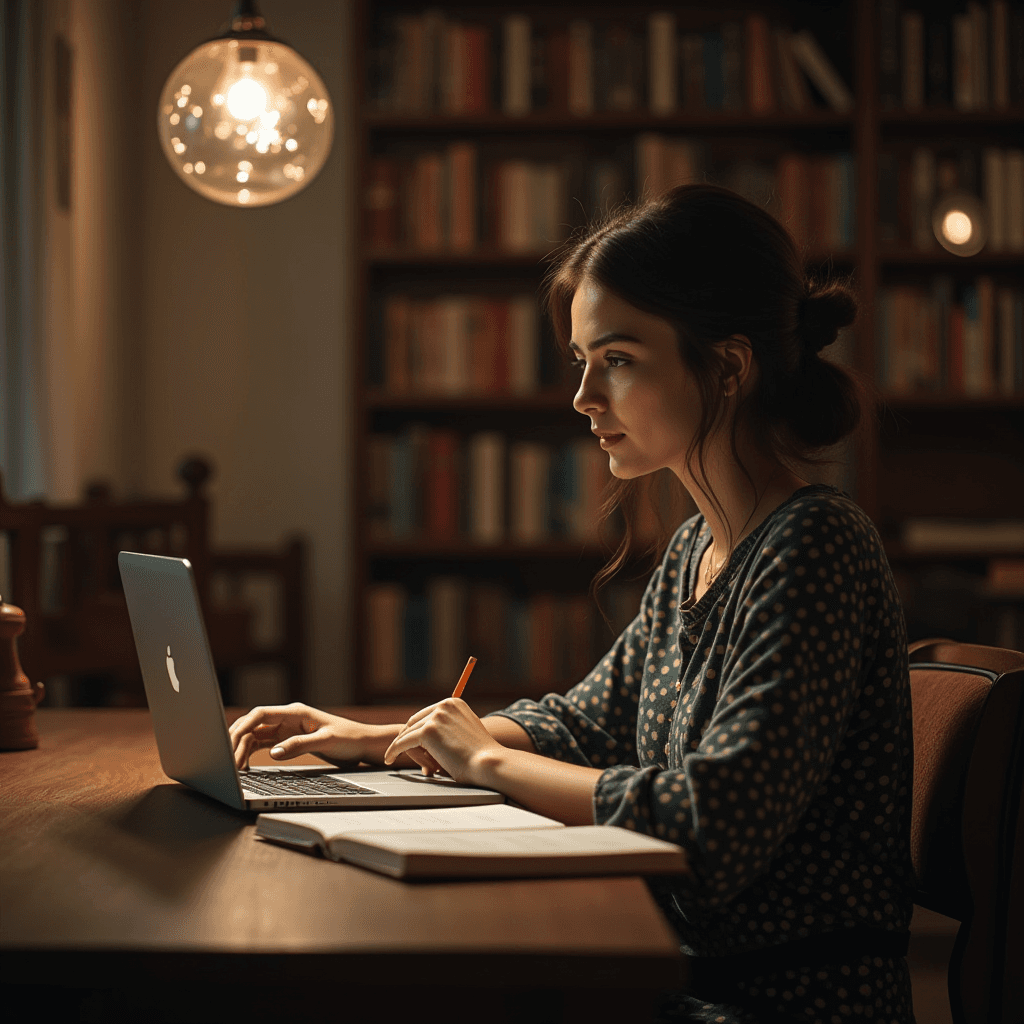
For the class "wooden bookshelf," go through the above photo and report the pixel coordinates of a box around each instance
[351,0,1024,704]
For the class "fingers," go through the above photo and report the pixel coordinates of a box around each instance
[229,703,313,769]
[267,726,334,761]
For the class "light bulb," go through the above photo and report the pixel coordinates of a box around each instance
[931,191,987,257]
[157,5,333,208]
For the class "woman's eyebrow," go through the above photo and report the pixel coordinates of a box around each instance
[568,331,643,354]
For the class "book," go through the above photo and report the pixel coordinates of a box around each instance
[789,30,854,112]
[745,13,774,113]
[256,804,689,880]
[902,10,925,109]
[648,12,676,114]
[503,15,531,115]
[878,0,901,109]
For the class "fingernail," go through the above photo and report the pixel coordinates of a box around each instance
[271,746,284,757]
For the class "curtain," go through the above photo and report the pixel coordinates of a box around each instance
[0,0,49,500]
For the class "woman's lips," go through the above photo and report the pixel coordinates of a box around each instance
[598,433,625,449]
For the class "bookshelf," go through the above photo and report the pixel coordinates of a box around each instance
[351,0,1024,706]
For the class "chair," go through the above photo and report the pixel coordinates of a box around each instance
[908,638,1024,1024]
[0,458,307,706]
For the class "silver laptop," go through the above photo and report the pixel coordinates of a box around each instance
[117,551,505,812]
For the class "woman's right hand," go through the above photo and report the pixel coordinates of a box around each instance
[229,703,374,770]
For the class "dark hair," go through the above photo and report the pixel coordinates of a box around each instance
[542,183,862,592]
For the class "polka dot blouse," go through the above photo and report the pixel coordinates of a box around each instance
[487,486,915,1023]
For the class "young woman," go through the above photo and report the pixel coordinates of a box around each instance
[230,185,914,1024]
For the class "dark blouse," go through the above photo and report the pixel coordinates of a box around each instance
[487,485,915,1024]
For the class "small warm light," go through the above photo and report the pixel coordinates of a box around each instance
[226,78,267,120]
[156,2,333,207]
[941,211,972,245]
[931,191,988,257]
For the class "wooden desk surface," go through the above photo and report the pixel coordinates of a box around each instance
[1,709,686,1018]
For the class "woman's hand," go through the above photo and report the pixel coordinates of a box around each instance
[229,703,373,770]
[383,698,504,785]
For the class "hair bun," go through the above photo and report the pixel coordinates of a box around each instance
[800,280,858,355]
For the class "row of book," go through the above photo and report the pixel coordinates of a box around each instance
[878,0,1024,111]
[368,294,548,396]
[366,577,644,691]
[366,11,852,116]
[367,430,611,545]
[878,146,1024,251]
[637,137,856,251]
[876,279,1023,395]
[365,139,857,253]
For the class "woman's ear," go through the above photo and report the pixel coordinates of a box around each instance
[718,335,754,397]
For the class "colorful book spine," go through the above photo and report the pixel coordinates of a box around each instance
[878,280,1024,396]
[365,578,644,691]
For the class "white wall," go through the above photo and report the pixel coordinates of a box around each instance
[133,0,356,703]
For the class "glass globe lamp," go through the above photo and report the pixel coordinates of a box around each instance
[157,1,333,207]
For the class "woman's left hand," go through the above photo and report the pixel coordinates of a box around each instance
[383,698,503,785]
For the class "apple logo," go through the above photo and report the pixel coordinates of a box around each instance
[165,646,182,693]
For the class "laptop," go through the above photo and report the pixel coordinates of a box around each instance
[117,551,505,812]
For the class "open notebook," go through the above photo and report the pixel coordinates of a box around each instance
[255,803,689,880]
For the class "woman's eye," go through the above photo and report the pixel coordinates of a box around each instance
[569,357,586,372]
[605,354,629,368]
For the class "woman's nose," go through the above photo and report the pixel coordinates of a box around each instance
[573,367,607,416]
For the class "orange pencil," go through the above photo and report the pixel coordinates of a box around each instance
[451,656,477,698]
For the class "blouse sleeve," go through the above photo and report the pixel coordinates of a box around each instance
[593,504,893,910]
[483,524,691,770]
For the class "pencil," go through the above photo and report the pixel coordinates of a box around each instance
[451,656,477,699]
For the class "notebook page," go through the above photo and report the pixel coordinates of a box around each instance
[258,803,563,838]
[355,825,684,857]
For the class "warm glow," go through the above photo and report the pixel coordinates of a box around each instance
[226,78,267,120]
[942,210,973,245]
[157,33,333,207]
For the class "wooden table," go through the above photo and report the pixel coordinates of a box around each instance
[0,709,687,1023]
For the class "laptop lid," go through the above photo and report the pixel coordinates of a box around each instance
[118,551,248,809]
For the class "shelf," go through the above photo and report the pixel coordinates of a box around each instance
[367,540,613,560]
[878,106,1024,128]
[879,393,1024,410]
[885,543,1024,563]
[364,109,854,133]
[365,247,559,268]
[366,246,857,268]
[365,390,576,410]
[878,248,1024,268]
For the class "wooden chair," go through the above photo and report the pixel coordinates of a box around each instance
[908,638,1024,1024]
[0,459,306,706]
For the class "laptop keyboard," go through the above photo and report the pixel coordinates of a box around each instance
[240,770,379,797]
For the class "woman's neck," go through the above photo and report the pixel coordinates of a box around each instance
[676,440,810,563]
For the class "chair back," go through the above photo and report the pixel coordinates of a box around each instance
[908,639,1024,1024]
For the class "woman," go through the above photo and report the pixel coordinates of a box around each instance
[230,185,914,1024]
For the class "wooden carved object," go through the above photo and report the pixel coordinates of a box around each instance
[0,598,45,750]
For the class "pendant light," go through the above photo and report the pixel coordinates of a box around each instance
[157,0,334,207]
